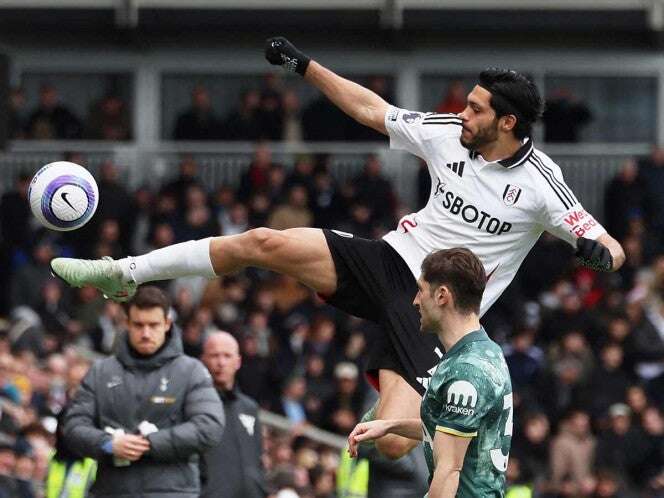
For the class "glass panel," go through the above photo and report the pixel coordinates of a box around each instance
[161,72,394,141]
[544,76,656,143]
[18,72,133,140]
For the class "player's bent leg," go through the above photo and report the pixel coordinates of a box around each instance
[210,227,337,295]
[374,368,422,460]
[51,227,338,301]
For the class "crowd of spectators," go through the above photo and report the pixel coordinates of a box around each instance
[9,84,131,141]
[8,74,393,143]
[171,74,392,142]
[0,144,663,497]
[8,77,600,145]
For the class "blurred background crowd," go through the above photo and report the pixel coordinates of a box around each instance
[3,0,664,496]
[0,132,663,497]
[7,75,602,144]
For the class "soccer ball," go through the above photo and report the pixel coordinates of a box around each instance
[28,161,99,231]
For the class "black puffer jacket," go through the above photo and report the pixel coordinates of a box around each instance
[200,387,267,498]
[63,327,225,498]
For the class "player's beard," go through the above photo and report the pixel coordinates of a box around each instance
[459,117,500,151]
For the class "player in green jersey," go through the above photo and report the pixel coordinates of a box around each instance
[348,247,513,498]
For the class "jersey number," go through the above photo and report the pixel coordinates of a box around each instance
[489,393,512,472]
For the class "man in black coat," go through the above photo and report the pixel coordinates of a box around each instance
[63,286,224,498]
[201,331,267,498]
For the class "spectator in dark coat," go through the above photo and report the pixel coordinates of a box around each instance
[173,85,224,140]
[8,87,28,139]
[10,238,57,311]
[352,155,396,225]
[604,159,648,242]
[504,328,544,395]
[320,362,365,435]
[224,89,261,141]
[0,438,18,498]
[88,161,134,254]
[0,172,32,315]
[27,84,82,139]
[584,342,632,419]
[638,147,664,244]
[160,156,203,212]
[511,411,550,485]
[201,331,267,498]
[640,406,664,486]
[595,403,650,486]
[256,90,283,140]
[542,87,592,143]
[85,94,131,140]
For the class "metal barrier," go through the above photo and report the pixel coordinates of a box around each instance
[259,409,347,450]
[1,140,649,222]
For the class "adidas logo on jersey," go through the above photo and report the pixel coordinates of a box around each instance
[446,161,465,177]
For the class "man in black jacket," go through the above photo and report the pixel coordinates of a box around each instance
[201,331,267,498]
[63,286,225,498]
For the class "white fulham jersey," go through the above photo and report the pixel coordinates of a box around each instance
[382,106,606,316]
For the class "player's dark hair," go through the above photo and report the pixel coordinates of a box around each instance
[421,248,486,315]
[126,285,171,319]
[478,68,544,139]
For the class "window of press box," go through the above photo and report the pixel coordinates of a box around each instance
[13,73,134,141]
[542,76,656,144]
[161,72,395,142]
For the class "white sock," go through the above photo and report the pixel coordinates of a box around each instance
[118,238,217,285]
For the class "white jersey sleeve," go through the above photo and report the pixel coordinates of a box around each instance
[384,106,463,159]
[532,152,606,246]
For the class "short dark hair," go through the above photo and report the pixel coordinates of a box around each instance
[478,68,544,139]
[420,248,486,315]
[126,285,171,318]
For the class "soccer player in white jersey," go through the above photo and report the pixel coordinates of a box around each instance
[51,37,625,460]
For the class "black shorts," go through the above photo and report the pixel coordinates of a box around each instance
[322,229,443,396]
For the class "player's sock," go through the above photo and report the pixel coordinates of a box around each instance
[119,238,217,284]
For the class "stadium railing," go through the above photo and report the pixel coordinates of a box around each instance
[259,409,347,450]
[1,140,649,221]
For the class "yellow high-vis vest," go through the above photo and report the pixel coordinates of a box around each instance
[46,452,97,498]
[506,484,533,498]
[337,447,369,498]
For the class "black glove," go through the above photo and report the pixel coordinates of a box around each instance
[575,237,613,272]
[264,36,311,76]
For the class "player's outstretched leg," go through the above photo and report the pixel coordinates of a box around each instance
[51,227,337,301]
[373,369,422,459]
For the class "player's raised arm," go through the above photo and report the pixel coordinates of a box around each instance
[427,431,472,498]
[264,36,389,135]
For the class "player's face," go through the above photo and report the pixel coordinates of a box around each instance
[458,85,500,151]
[127,306,171,356]
[413,278,440,333]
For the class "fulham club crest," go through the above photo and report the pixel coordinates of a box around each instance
[502,184,522,206]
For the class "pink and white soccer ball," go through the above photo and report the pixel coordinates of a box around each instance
[28,161,99,231]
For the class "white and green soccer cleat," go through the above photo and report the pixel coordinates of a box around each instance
[50,256,137,302]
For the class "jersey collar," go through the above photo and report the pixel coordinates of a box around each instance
[469,137,534,169]
[445,327,490,357]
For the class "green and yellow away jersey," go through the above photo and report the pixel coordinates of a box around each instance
[421,328,512,498]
